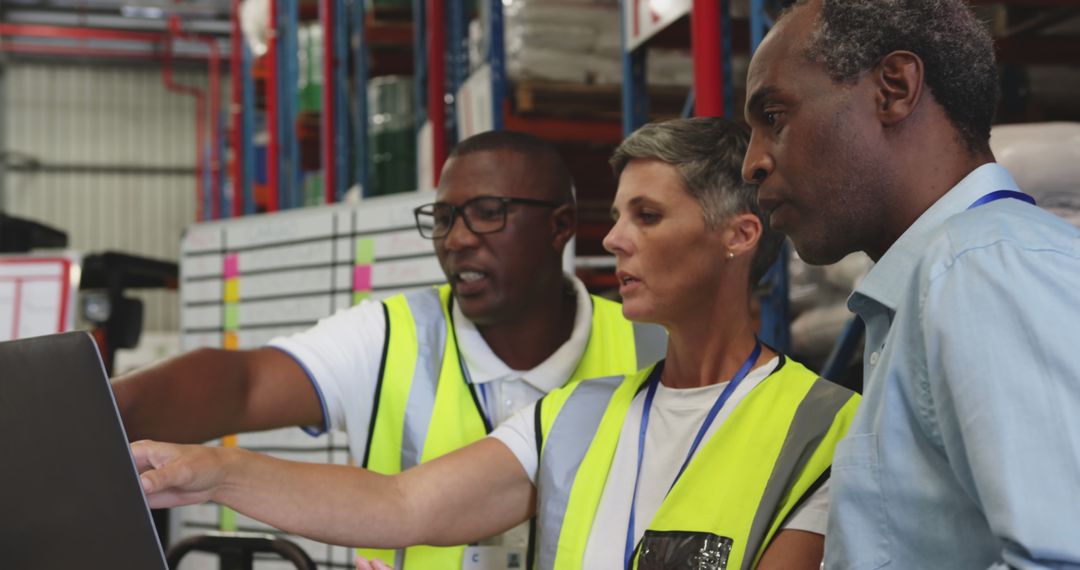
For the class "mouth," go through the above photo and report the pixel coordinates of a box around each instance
[451,268,490,296]
[615,271,642,293]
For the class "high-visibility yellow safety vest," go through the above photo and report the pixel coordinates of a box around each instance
[533,357,859,570]
[358,284,657,568]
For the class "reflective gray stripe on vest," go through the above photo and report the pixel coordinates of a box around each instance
[399,288,447,471]
[632,321,667,371]
[741,378,853,570]
[535,375,624,570]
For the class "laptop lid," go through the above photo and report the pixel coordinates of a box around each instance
[0,332,169,570]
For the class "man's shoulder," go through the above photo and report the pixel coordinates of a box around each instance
[925,201,1080,273]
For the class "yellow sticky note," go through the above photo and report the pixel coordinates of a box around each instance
[223,279,240,302]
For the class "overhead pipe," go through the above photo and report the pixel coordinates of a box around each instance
[0,41,204,61]
[0,23,164,43]
[0,22,226,220]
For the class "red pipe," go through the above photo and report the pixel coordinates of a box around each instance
[166,16,223,220]
[320,0,336,204]
[1,21,225,220]
[266,0,281,211]
[692,0,725,117]
[230,0,245,217]
[427,0,447,186]
[0,23,164,43]
[162,34,209,221]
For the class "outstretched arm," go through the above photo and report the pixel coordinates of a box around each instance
[114,347,323,443]
[132,437,535,548]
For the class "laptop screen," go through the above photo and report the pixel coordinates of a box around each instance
[0,332,169,569]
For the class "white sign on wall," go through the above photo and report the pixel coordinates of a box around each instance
[623,0,692,52]
[0,255,80,342]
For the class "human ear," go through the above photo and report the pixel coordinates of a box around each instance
[722,212,763,257]
[550,203,577,252]
[874,50,924,127]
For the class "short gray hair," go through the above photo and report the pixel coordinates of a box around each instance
[795,0,997,153]
[610,117,784,286]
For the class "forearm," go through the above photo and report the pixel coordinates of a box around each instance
[136,438,536,550]
[114,348,257,443]
[214,449,423,548]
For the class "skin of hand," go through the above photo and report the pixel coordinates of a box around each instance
[355,554,394,570]
[132,440,228,509]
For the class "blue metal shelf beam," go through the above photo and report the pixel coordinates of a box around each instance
[351,0,371,199]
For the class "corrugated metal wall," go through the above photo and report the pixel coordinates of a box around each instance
[2,62,210,332]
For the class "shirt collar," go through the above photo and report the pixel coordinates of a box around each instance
[850,163,1020,314]
[452,274,594,392]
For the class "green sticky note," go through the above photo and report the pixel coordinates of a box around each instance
[355,238,375,265]
[220,506,237,532]
[224,304,240,330]
[353,291,371,305]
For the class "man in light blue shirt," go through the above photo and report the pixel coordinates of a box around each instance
[743,0,1080,568]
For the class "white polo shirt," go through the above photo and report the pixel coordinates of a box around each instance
[268,275,595,458]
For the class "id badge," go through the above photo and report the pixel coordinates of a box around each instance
[636,530,734,570]
[461,545,526,570]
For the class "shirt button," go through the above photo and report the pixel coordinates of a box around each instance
[869,351,880,366]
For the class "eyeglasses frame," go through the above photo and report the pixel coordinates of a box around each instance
[413,195,567,239]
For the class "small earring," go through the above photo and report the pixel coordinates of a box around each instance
[726,251,735,259]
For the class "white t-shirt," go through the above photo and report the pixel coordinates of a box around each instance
[491,357,830,569]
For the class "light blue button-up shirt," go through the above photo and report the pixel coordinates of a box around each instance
[824,163,1080,570]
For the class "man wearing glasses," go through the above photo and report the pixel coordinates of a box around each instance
[113,130,661,569]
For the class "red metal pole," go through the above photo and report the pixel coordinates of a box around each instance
[266,0,281,211]
[427,0,447,186]
[320,0,336,204]
[230,0,245,217]
[692,0,725,117]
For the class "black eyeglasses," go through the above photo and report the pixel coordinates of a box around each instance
[414,196,565,239]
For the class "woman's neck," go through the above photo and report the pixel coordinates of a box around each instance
[661,303,774,389]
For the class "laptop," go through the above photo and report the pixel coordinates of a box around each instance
[0,332,169,570]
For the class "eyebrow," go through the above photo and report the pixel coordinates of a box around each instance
[609,195,650,219]
[745,86,780,119]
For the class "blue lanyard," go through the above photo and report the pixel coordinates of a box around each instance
[968,190,1035,210]
[623,341,763,569]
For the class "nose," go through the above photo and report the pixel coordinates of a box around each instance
[602,217,630,256]
[741,130,774,185]
[442,211,479,251]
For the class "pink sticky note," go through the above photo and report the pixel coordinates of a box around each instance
[353,265,372,291]
[223,254,240,278]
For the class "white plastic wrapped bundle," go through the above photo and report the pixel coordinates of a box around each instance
[501,0,692,86]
